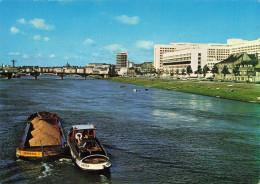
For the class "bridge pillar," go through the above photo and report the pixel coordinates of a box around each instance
[5,73,12,79]
[82,75,86,80]
[60,76,64,80]
[30,72,39,80]
[6,75,11,80]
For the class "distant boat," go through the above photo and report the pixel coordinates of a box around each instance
[120,86,126,88]
[16,112,67,161]
[67,124,111,171]
[133,89,138,92]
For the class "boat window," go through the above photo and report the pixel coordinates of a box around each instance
[82,129,95,139]
[89,129,95,138]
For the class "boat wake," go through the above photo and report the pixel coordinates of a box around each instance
[58,158,72,163]
[38,163,52,179]
[99,174,111,184]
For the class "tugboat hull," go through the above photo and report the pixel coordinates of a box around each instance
[67,124,111,171]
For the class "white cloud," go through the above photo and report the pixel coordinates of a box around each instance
[83,38,95,45]
[49,54,56,58]
[44,37,50,41]
[104,44,126,53]
[17,18,26,24]
[36,53,42,57]
[29,18,55,30]
[22,54,29,59]
[116,15,139,25]
[33,35,41,40]
[9,52,21,56]
[64,55,80,60]
[10,26,20,34]
[136,40,154,50]
[92,53,100,57]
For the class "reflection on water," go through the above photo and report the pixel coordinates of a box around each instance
[0,76,259,184]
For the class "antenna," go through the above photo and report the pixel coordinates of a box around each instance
[11,59,17,68]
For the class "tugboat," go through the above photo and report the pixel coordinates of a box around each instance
[67,124,111,171]
[16,112,67,161]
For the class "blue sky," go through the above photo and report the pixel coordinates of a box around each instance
[0,0,260,67]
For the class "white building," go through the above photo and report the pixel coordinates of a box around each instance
[86,63,110,74]
[162,43,229,73]
[128,62,134,68]
[116,52,128,68]
[154,44,177,69]
[117,67,128,76]
[154,38,260,73]
[228,38,260,56]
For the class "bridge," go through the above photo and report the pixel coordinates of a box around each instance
[0,67,110,80]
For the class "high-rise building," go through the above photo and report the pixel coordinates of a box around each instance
[116,52,128,68]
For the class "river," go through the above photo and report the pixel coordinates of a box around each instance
[0,76,259,184]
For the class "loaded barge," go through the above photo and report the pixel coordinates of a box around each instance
[16,112,67,160]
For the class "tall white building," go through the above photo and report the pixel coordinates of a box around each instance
[154,38,260,73]
[116,52,128,68]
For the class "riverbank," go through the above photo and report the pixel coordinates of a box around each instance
[105,77,260,104]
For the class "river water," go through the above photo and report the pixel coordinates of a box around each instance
[0,76,259,184]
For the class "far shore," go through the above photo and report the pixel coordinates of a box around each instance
[104,77,260,104]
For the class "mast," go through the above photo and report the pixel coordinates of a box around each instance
[11,59,17,68]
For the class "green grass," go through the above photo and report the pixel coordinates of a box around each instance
[105,77,260,104]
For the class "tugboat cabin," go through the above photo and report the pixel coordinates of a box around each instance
[73,124,96,141]
[69,125,107,158]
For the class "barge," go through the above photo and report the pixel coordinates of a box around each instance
[16,112,67,161]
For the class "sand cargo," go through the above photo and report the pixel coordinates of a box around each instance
[16,112,67,160]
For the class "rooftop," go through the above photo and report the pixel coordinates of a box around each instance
[73,124,95,130]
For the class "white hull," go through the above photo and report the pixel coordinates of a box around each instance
[68,141,111,171]
[75,157,111,171]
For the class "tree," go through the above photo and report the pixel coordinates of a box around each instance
[233,66,240,76]
[195,65,202,77]
[176,69,179,76]
[170,69,174,76]
[221,65,230,79]
[181,68,186,75]
[186,65,193,77]
[109,65,116,77]
[212,64,218,74]
[202,64,210,77]
[135,68,142,75]
[212,64,219,77]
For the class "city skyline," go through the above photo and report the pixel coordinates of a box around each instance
[0,0,260,67]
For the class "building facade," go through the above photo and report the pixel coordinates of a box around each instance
[215,53,259,82]
[228,38,260,56]
[154,38,260,74]
[116,52,128,68]
[161,43,229,74]
[154,44,177,70]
